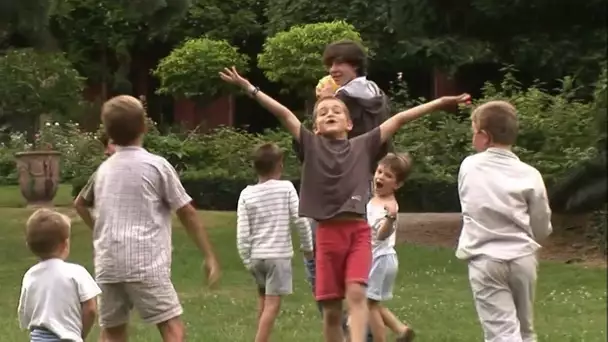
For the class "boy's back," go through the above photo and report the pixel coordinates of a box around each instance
[19,260,100,342]
[457,147,552,261]
[93,146,191,282]
[237,179,312,263]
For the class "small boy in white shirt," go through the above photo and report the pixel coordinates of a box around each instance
[18,209,101,342]
[237,143,314,342]
[366,153,415,342]
[457,101,553,342]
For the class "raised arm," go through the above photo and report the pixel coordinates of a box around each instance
[379,94,471,143]
[220,67,302,141]
[527,171,553,242]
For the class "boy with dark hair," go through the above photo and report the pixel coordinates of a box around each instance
[458,101,553,342]
[237,142,313,342]
[18,209,101,342]
[74,95,220,342]
[220,66,469,342]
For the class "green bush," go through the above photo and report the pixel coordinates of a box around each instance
[153,37,249,101]
[35,68,608,212]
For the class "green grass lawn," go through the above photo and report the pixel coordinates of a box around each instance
[0,207,606,341]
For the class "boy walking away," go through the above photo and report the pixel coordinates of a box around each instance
[457,101,553,342]
[366,153,415,342]
[75,95,220,342]
[220,66,469,342]
[18,209,101,342]
[237,143,314,342]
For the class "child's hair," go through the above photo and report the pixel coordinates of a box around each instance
[312,95,351,123]
[252,143,283,176]
[25,209,71,259]
[99,132,111,147]
[470,100,519,145]
[101,95,146,146]
[379,153,413,183]
[323,40,368,76]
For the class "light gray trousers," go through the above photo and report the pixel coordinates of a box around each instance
[468,253,538,342]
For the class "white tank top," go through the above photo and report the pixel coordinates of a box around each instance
[366,202,397,258]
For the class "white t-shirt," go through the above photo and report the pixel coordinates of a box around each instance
[366,202,397,258]
[18,259,101,342]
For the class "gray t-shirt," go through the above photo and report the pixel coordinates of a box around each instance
[298,126,382,221]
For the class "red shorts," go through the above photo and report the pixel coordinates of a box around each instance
[315,220,372,301]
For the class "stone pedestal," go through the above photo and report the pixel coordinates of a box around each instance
[15,151,61,207]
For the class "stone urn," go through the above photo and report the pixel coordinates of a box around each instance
[15,151,61,207]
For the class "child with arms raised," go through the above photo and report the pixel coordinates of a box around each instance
[220,66,469,342]
[237,143,314,342]
[457,101,552,342]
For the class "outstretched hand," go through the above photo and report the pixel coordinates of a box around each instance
[442,93,472,106]
[219,67,251,90]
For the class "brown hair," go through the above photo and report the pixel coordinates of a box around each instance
[379,153,413,183]
[101,95,146,146]
[312,95,350,123]
[252,143,283,176]
[25,209,71,259]
[99,132,110,147]
[470,100,519,145]
[323,40,367,76]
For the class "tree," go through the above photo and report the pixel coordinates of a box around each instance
[0,48,84,145]
[49,0,190,99]
[257,21,363,101]
[153,37,249,101]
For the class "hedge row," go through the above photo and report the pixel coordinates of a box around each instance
[72,176,462,212]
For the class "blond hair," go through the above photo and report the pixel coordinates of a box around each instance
[25,209,71,258]
[378,152,413,183]
[470,100,519,145]
[101,95,146,146]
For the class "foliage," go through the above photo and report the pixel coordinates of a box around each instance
[153,38,249,100]
[163,0,261,42]
[392,66,602,186]
[0,48,84,142]
[265,0,606,82]
[49,0,190,94]
[257,21,363,97]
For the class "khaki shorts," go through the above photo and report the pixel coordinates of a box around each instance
[250,258,293,296]
[98,279,183,327]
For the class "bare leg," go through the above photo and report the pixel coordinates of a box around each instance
[157,317,185,342]
[322,300,345,342]
[255,295,282,342]
[257,289,265,320]
[368,300,386,342]
[345,283,369,342]
[379,307,407,334]
[100,324,128,342]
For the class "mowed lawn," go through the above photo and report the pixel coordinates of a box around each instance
[0,186,606,341]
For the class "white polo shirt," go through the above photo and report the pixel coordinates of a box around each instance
[18,259,101,342]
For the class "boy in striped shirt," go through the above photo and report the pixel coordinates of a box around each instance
[237,143,314,342]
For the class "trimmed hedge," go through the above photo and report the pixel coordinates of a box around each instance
[72,176,462,212]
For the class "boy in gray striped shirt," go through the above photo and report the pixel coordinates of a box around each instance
[237,143,313,342]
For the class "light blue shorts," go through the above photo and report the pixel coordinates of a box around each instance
[367,254,398,301]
